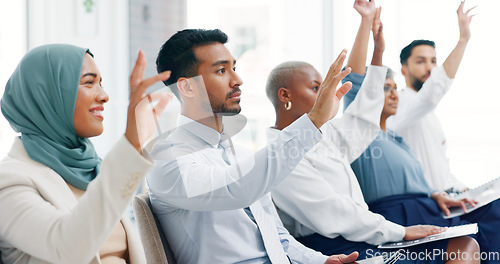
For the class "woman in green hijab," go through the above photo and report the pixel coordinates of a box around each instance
[0,44,171,264]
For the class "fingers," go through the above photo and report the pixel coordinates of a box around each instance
[465,5,478,15]
[323,50,348,88]
[459,200,468,213]
[342,252,359,263]
[463,198,477,208]
[152,92,173,117]
[330,49,347,74]
[439,202,451,216]
[130,50,147,88]
[458,0,465,13]
[373,6,381,24]
[131,71,171,100]
[139,71,171,93]
[336,80,352,100]
[427,225,447,235]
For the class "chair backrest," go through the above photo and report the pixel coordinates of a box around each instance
[133,193,177,264]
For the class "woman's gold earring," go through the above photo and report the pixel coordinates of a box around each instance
[284,101,292,110]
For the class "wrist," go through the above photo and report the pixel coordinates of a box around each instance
[360,16,374,25]
[430,192,441,200]
[458,37,470,44]
[307,113,322,130]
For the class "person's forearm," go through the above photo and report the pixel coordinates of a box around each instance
[443,38,469,79]
[347,18,372,75]
[371,47,384,66]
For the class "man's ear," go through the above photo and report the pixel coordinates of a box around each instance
[277,87,291,104]
[401,65,407,77]
[177,77,195,98]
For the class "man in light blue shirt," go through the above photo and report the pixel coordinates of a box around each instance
[147,29,356,264]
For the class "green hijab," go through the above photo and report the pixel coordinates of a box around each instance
[1,44,101,190]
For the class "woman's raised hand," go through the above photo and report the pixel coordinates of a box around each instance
[125,50,172,152]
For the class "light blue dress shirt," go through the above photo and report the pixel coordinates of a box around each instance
[350,130,435,204]
[147,114,328,264]
[343,72,434,204]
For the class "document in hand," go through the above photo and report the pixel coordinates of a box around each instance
[355,252,402,264]
[377,223,478,249]
[444,176,500,219]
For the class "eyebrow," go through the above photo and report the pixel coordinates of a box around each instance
[312,80,321,85]
[81,73,102,82]
[211,60,237,67]
[415,56,436,60]
[82,73,98,78]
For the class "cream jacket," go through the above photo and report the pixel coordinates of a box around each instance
[0,136,152,264]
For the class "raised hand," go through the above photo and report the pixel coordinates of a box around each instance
[457,0,476,42]
[371,6,384,66]
[308,50,352,129]
[372,7,384,53]
[354,0,377,21]
[404,225,446,240]
[325,252,359,264]
[125,50,172,152]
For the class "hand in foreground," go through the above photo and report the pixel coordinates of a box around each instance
[125,50,172,152]
[457,0,476,42]
[325,251,359,264]
[404,225,446,240]
[354,0,377,21]
[308,50,352,129]
[431,192,478,216]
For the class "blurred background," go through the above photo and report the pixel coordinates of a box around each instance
[0,0,497,188]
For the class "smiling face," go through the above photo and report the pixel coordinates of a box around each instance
[402,44,437,91]
[382,77,398,118]
[193,43,243,115]
[285,65,322,119]
[73,53,109,138]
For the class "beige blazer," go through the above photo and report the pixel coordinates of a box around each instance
[0,137,152,264]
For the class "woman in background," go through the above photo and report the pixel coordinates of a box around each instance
[0,44,170,264]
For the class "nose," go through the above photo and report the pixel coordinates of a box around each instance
[230,71,243,89]
[390,89,398,99]
[96,87,109,103]
[425,61,434,72]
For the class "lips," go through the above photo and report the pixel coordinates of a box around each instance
[89,106,104,119]
[228,91,242,100]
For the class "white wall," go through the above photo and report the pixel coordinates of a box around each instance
[331,0,499,187]
[186,0,499,187]
[24,0,130,156]
[0,1,27,158]
[1,0,498,188]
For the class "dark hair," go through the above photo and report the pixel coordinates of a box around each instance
[400,39,435,65]
[156,29,228,99]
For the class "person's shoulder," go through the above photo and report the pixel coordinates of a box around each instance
[150,127,208,160]
[0,155,49,188]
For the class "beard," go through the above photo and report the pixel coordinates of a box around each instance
[409,72,430,91]
[209,89,242,116]
[411,78,424,91]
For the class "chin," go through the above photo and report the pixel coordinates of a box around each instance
[218,108,241,116]
[85,127,104,138]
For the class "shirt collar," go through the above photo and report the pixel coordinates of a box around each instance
[177,114,221,147]
[266,126,280,142]
[385,129,403,143]
[402,86,418,95]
